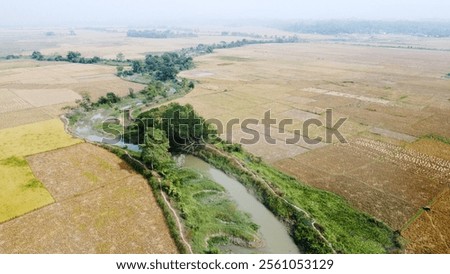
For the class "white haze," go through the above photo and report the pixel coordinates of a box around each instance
[1,0,449,27]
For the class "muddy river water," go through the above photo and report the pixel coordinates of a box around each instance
[183,155,300,254]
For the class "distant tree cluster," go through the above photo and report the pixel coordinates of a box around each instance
[127,29,197,39]
[180,37,300,56]
[284,20,450,37]
[31,50,101,64]
[221,31,265,39]
[66,51,101,64]
[31,51,44,61]
[96,92,121,106]
[74,92,122,111]
[5,55,20,60]
[131,52,194,81]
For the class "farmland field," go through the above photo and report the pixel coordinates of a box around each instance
[1,24,449,254]
[177,42,450,252]
[0,27,291,59]
[0,143,177,253]
[0,119,81,223]
[275,138,450,230]
[403,188,450,254]
[178,43,450,149]
[0,59,145,129]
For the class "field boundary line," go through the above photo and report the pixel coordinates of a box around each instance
[0,199,55,226]
[120,151,194,254]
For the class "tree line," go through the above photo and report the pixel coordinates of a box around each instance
[127,29,197,39]
[31,50,102,64]
[283,20,450,37]
[130,52,194,81]
[180,36,301,56]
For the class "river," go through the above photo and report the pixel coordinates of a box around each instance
[183,155,300,254]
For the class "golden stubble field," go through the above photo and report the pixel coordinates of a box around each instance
[177,43,450,253]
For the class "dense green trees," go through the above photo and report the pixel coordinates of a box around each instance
[30,50,101,64]
[131,60,144,73]
[126,103,215,153]
[140,128,172,170]
[96,92,121,106]
[141,53,194,81]
[129,53,193,81]
[31,51,44,61]
[66,51,101,64]
[142,81,165,99]
[67,51,81,62]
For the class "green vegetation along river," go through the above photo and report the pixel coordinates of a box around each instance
[182,155,300,254]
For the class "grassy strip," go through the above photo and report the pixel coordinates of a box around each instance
[422,133,450,145]
[104,145,259,254]
[197,143,403,254]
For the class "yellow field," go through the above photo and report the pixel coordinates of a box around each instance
[0,119,82,223]
[0,119,81,159]
[0,157,54,223]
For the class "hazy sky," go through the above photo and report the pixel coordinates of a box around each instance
[1,0,449,27]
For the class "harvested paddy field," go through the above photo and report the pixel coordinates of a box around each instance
[178,43,450,163]
[0,60,145,98]
[0,143,177,253]
[0,60,145,129]
[178,42,450,252]
[0,119,81,223]
[403,188,450,254]
[274,138,450,230]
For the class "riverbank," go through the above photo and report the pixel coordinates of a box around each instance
[103,145,263,254]
[183,155,300,254]
[195,142,403,254]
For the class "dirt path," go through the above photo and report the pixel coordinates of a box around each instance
[156,175,194,254]
[121,151,194,254]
